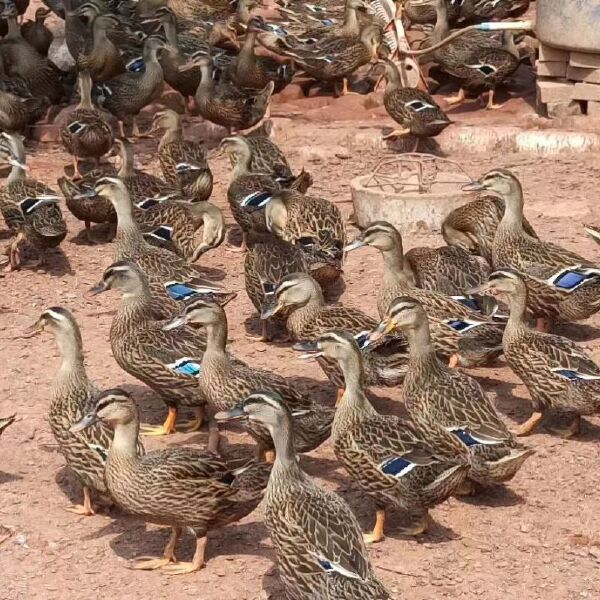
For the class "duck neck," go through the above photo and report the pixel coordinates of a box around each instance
[241,30,257,59]
[431,0,450,43]
[92,18,109,46]
[117,144,135,178]
[287,287,324,334]
[8,162,26,184]
[342,5,360,33]
[112,192,145,257]
[159,121,183,151]
[271,414,300,474]
[162,20,179,48]
[498,184,525,233]
[118,280,154,323]
[506,288,528,331]
[204,317,229,360]
[198,63,215,92]
[143,42,161,66]
[77,72,95,110]
[381,244,410,289]
[405,319,437,363]
[53,330,87,392]
[6,16,21,39]
[109,418,141,459]
[231,152,252,180]
[338,351,366,400]
[383,62,402,91]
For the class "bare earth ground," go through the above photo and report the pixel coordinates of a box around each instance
[0,120,598,600]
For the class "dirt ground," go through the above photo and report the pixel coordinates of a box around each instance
[0,120,599,600]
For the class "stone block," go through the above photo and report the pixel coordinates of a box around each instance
[572,82,600,101]
[587,100,600,117]
[570,52,600,69]
[536,79,574,103]
[567,66,600,84]
[546,101,583,118]
[538,44,569,62]
[537,61,568,78]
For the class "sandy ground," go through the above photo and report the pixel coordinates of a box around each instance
[0,121,598,600]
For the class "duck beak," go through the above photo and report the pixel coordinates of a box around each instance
[162,315,187,331]
[89,281,107,296]
[462,180,485,191]
[214,405,247,423]
[8,157,28,170]
[369,318,394,343]
[260,299,283,320]
[23,319,43,337]
[466,282,493,295]
[70,412,98,433]
[293,341,323,360]
[343,238,366,252]
[73,188,97,200]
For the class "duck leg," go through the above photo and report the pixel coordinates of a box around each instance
[399,511,429,536]
[485,89,502,110]
[132,526,181,570]
[65,485,95,516]
[227,230,248,253]
[335,388,345,406]
[448,354,459,368]
[162,536,207,575]
[207,419,222,454]
[72,156,83,179]
[118,121,126,138]
[5,232,25,272]
[445,88,466,107]
[246,319,271,342]
[340,78,359,96]
[516,411,543,437]
[363,509,385,544]
[140,406,178,436]
[382,127,411,140]
[177,406,205,433]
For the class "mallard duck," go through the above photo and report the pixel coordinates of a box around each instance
[75,10,126,83]
[163,299,334,460]
[346,221,489,297]
[215,392,391,598]
[0,133,67,271]
[0,414,15,436]
[93,176,216,284]
[0,77,49,132]
[459,0,530,22]
[229,17,293,92]
[264,272,408,399]
[423,0,520,109]
[403,0,461,28]
[442,188,538,265]
[344,221,503,367]
[71,388,271,574]
[298,331,468,539]
[151,109,213,202]
[373,58,451,141]
[373,296,533,492]
[243,130,295,182]
[465,169,600,329]
[181,54,274,132]
[90,260,210,436]
[59,72,114,178]
[472,270,600,438]
[27,307,143,515]
[94,36,166,137]
[263,189,344,287]
[586,225,600,245]
[20,6,53,55]
[284,23,382,96]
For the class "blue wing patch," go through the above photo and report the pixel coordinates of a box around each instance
[380,456,417,477]
[144,225,173,242]
[353,331,371,351]
[444,318,482,333]
[168,358,202,377]
[551,368,600,381]
[240,191,272,208]
[547,266,600,292]
[448,426,503,447]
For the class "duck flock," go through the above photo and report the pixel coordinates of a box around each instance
[0,0,599,598]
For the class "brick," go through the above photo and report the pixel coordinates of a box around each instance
[536,79,574,103]
[538,44,569,62]
[569,52,600,69]
[567,66,600,84]
[537,61,568,78]
[587,101,600,117]
[572,82,600,101]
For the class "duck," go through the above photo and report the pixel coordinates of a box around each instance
[215,392,392,598]
[59,71,114,178]
[344,221,503,367]
[0,77,49,133]
[151,109,213,202]
[372,296,533,493]
[71,388,271,574]
[240,128,295,182]
[298,331,468,539]
[94,35,167,137]
[263,272,409,401]
[163,299,334,460]
[459,0,531,22]
[403,0,462,28]
[0,133,67,271]
[283,23,382,96]
[263,189,344,288]
[229,17,293,92]
[471,270,600,438]
[93,177,218,291]
[181,54,274,132]
[373,58,451,142]
[422,0,520,109]
[465,169,600,329]
[0,414,15,437]
[442,186,538,265]
[345,221,490,299]
[90,261,210,437]
[20,6,53,56]
[27,306,143,515]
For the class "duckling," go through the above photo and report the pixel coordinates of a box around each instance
[298,331,468,540]
[373,297,533,493]
[60,71,114,178]
[465,169,600,329]
[216,392,392,598]
[20,6,53,56]
[263,272,409,400]
[181,54,274,132]
[0,133,67,271]
[163,299,334,460]
[71,389,271,574]
[373,58,451,142]
[472,270,600,438]
[27,307,143,515]
[94,36,167,137]
[150,109,213,202]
